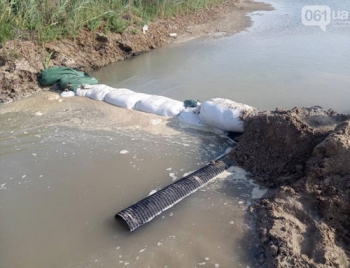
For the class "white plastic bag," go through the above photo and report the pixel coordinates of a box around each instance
[60,91,75,98]
[135,95,184,117]
[199,98,255,132]
[105,90,149,109]
[85,85,118,101]
[177,107,205,127]
[75,88,88,97]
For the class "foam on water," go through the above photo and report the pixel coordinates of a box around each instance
[252,186,268,199]
[168,172,178,181]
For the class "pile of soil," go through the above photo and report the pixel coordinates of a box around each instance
[231,107,350,267]
[0,0,271,103]
[232,107,347,187]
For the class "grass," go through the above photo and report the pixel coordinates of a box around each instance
[0,0,224,45]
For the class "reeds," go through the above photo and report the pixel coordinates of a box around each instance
[0,0,223,44]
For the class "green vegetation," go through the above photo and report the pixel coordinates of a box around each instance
[0,0,223,45]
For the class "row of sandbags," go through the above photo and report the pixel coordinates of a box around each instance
[62,84,256,133]
[74,85,184,117]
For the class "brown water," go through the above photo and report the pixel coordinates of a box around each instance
[0,93,265,268]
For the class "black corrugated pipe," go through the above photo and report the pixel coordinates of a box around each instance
[116,153,233,232]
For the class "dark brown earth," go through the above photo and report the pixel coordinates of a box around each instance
[0,0,271,103]
[233,107,348,187]
[232,108,350,268]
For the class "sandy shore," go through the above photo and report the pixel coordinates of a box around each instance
[0,0,272,104]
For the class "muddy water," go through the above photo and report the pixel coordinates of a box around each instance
[0,93,265,268]
[94,0,350,114]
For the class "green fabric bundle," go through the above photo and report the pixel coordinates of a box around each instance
[184,99,200,108]
[38,67,98,91]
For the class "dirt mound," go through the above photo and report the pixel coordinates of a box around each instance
[308,121,350,176]
[232,108,350,267]
[255,184,349,268]
[255,121,350,268]
[306,121,350,251]
[232,107,346,187]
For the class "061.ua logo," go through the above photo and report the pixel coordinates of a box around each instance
[302,5,349,32]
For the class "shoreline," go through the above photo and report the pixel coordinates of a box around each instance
[0,0,272,104]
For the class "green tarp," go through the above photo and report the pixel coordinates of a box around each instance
[58,76,98,91]
[38,67,98,91]
[184,99,199,108]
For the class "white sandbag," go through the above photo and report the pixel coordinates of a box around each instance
[85,84,118,101]
[199,98,255,132]
[60,91,75,98]
[135,95,184,117]
[105,90,149,109]
[177,107,205,127]
[75,88,88,97]
[158,98,184,116]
